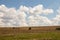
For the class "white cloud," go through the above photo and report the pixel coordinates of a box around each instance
[29,5,53,15]
[31,5,43,14]
[0,5,8,12]
[52,15,60,25]
[0,12,4,17]
[19,5,29,12]
[52,8,60,26]
[57,8,60,14]
[43,9,53,14]
[28,15,53,26]
[1,4,60,27]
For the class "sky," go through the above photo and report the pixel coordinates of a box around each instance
[0,0,60,27]
[0,0,60,9]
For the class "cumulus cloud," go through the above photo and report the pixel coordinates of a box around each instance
[52,16,60,25]
[0,5,8,12]
[29,5,43,15]
[0,4,60,27]
[57,8,60,14]
[43,9,53,14]
[0,12,4,17]
[29,5,53,15]
[28,15,53,26]
[19,5,29,12]
[52,9,60,26]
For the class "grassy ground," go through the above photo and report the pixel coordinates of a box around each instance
[0,31,60,40]
[0,27,60,40]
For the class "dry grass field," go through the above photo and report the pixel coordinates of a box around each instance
[0,26,60,40]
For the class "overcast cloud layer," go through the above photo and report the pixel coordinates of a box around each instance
[0,4,60,27]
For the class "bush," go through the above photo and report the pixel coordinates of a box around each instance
[56,28,60,30]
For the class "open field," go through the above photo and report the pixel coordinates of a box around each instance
[0,26,60,40]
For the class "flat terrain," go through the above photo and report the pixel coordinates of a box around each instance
[0,26,60,40]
